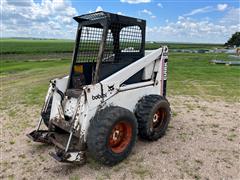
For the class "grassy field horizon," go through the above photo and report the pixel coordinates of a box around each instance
[0,39,238,105]
[0,38,224,56]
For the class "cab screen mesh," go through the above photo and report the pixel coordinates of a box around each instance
[77,25,142,63]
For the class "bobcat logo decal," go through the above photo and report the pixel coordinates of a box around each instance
[108,85,114,92]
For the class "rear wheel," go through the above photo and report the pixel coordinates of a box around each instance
[87,106,137,166]
[135,95,171,141]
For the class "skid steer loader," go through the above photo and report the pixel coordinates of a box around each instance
[27,11,171,165]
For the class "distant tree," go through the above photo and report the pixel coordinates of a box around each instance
[225,32,240,46]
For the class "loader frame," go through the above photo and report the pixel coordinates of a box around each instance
[27,11,169,164]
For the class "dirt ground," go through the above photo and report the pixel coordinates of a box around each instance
[1,95,239,180]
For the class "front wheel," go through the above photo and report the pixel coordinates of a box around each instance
[87,106,138,166]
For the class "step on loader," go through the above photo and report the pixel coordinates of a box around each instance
[27,11,171,165]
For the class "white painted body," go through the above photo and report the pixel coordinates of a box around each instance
[44,47,168,144]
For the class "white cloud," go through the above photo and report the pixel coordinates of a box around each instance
[95,6,103,12]
[220,7,240,25]
[120,0,151,4]
[184,6,212,16]
[141,9,152,15]
[117,12,124,15]
[157,3,163,8]
[146,8,240,43]
[184,4,229,17]
[1,0,78,39]
[217,4,228,11]
[1,0,239,44]
[141,9,157,19]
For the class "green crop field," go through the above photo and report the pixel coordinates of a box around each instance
[0,38,223,55]
[145,42,224,50]
[0,39,74,54]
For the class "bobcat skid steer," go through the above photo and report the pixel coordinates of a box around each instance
[27,11,171,166]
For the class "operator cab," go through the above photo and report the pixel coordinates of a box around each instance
[67,11,146,97]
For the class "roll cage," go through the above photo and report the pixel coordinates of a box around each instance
[68,11,146,89]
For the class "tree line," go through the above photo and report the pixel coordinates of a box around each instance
[225,32,240,46]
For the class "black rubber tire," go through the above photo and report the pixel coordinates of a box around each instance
[87,106,138,166]
[135,95,171,141]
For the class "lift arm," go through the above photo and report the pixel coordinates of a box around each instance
[101,47,164,87]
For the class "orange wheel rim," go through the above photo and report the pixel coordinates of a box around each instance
[152,108,167,129]
[108,121,132,153]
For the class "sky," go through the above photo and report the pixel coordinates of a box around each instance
[1,0,240,43]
